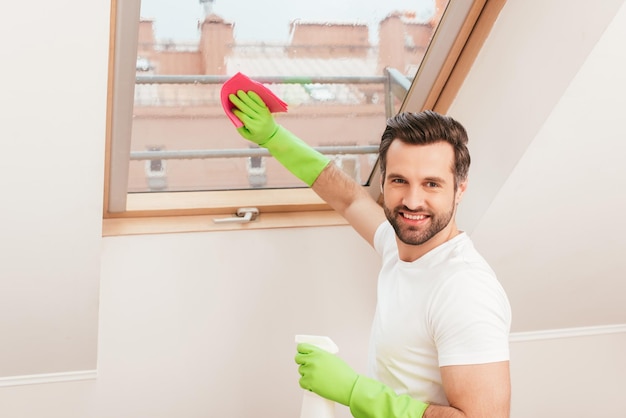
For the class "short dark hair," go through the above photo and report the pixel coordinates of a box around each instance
[379,111,471,188]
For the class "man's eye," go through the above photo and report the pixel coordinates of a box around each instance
[426,182,440,188]
[391,178,406,184]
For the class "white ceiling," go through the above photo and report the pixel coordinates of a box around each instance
[449,0,626,332]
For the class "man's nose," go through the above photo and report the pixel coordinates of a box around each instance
[402,186,425,211]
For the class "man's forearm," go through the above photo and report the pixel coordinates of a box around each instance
[311,162,367,216]
[424,403,510,418]
[423,405,466,418]
[312,162,386,246]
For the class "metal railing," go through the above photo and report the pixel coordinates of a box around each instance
[131,145,380,161]
[130,69,411,162]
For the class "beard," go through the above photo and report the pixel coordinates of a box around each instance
[383,202,456,246]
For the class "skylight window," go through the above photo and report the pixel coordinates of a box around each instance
[105,0,502,220]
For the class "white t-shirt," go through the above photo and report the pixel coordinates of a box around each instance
[369,221,511,406]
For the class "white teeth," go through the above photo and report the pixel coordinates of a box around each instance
[403,213,426,220]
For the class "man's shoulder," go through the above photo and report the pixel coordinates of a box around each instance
[373,221,394,253]
[448,234,495,272]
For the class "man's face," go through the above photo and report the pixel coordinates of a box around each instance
[382,140,465,247]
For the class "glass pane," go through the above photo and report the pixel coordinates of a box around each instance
[129,0,449,193]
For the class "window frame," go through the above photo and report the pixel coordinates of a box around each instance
[103,0,506,235]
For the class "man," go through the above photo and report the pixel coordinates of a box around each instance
[228,90,512,418]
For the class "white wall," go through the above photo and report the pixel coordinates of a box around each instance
[0,0,109,376]
[96,227,378,418]
[510,331,626,417]
[1,0,625,417]
[1,226,380,418]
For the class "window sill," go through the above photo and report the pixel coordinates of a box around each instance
[107,187,335,216]
[102,209,349,237]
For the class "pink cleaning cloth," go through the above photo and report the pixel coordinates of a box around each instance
[221,72,288,128]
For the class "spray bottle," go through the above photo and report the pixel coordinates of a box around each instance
[295,335,339,418]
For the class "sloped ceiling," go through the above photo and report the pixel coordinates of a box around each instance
[450,0,626,332]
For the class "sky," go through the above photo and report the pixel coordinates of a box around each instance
[140,0,435,44]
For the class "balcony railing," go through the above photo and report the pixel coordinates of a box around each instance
[130,68,411,163]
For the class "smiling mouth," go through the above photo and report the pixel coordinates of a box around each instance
[401,212,429,221]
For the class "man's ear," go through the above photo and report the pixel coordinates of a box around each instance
[456,180,468,203]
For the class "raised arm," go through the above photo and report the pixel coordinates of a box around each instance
[229,90,386,245]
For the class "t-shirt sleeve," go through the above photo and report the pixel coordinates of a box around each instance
[429,269,512,366]
[373,221,392,256]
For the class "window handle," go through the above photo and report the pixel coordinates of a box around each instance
[213,207,259,224]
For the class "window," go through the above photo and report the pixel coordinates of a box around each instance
[104,0,504,228]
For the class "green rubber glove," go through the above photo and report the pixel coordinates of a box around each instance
[295,343,429,418]
[349,375,429,418]
[229,90,279,146]
[228,90,330,186]
[295,342,358,405]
